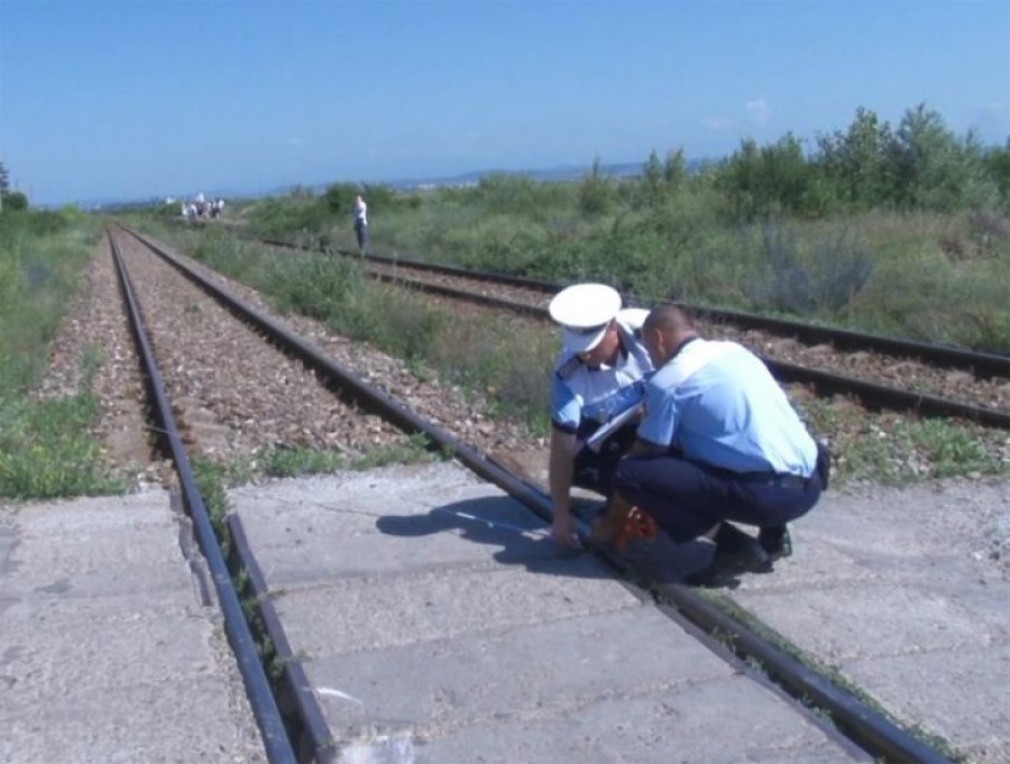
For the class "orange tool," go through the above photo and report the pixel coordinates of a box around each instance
[613,506,658,551]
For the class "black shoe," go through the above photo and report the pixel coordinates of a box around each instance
[758,526,793,561]
[686,524,772,586]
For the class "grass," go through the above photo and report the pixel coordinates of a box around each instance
[0,210,126,500]
[798,392,1008,484]
[0,390,126,499]
[196,433,442,489]
[256,433,439,479]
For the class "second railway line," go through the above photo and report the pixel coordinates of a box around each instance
[262,235,1010,425]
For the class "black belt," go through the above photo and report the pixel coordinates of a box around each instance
[734,471,812,489]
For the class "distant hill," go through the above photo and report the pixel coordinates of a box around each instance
[389,161,645,189]
[253,162,652,198]
[386,158,713,190]
[88,158,716,209]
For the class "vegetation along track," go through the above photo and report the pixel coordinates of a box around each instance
[262,237,1010,430]
[100,225,956,762]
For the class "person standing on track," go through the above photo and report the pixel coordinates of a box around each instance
[353,193,369,255]
[547,283,654,547]
[591,302,829,585]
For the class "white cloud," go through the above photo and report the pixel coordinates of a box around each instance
[705,99,772,133]
[746,98,770,126]
[703,116,736,132]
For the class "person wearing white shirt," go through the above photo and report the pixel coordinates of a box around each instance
[353,194,369,254]
[592,303,829,585]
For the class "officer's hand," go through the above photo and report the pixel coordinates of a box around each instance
[551,513,580,547]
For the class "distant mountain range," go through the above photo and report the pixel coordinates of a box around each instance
[389,161,651,188]
[91,158,715,210]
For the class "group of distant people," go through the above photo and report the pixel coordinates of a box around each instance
[181,194,225,221]
[178,191,368,252]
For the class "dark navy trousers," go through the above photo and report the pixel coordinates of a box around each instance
[571,424,638,498]
[613,453,823,543]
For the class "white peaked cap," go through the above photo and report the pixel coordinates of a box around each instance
[549,283,623,355]
[617,307,649,331]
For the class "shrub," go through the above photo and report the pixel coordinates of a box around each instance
[271,255,363,321]
[2,191,29,212]
[578,158,616,216]
[742,222,873,317]
[245,197,331,238]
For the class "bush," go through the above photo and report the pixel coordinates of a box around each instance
[578,158,616,216]
[271,255,363,321]
[245,197,332,239]
[476,173,570,220]
[742,221,873,317]
[2,191,29,212]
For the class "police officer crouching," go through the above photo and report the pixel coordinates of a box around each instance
[590,303,830,586]
[548,284,654,547]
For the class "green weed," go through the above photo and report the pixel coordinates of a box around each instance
[0,211,123,499]
[259,446,346,478]
[0,393,125,499]
[351,433,440,470]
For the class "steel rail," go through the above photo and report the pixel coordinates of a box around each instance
[358,267,1010,429]
[227,515,339,764]
[125,225,952,763]
[106,231,297,764]
[263,236,1010,379]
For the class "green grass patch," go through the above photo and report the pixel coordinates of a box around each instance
[801,394,1008,484]
[0,211,126,500]
[200,434,442,486]
[350,433,445,470]
[0,392,126,499]
[191,455,232,542]
[258,446,346,478]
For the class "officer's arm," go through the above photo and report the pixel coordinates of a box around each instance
[549,428,579,517]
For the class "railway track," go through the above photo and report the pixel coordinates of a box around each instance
[260,237,1010,432]
[98,224,976,761]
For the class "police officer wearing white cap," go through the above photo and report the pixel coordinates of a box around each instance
[548,283,654,547]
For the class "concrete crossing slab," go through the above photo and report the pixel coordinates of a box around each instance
[0,492,266,764]
[721,480,1010,763]
[232,461,864,762]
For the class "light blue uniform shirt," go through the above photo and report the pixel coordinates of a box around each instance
[638,339,817,476]
[551,320,653,438]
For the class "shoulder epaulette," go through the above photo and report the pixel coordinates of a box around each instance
[555,355,583,380]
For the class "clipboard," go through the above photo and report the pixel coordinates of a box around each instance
[585,403,643,453]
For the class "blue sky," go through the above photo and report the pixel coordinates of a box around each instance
[1,0,1008,206]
